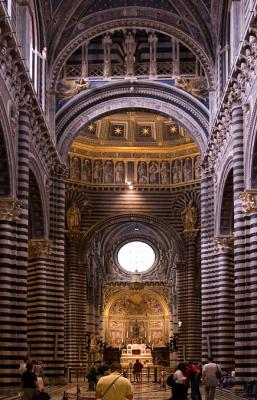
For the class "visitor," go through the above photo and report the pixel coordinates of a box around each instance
[190,361,202,400]
[33,360,44,390]
[133,359,143,383]
[202,357,221,400]
[87,362,98,391]
[20,363,38,400]
[95,362,133,400]
[18,357,31,375]
[172,362,187,400]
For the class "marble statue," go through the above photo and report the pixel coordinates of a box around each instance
[160,161,170,184]
[172,160,182,184]
[82,159,92,183]
[66,202,81,231]
[138,162,148,184]
[123,32,137,76]
[70,157,81,180]
[55,78,90,100]
[115,161,125,184]
[194,156,201,179]
[93,160,103,183]
[104,160,114,184]
[149,161,159,184]
[183,158,192,181]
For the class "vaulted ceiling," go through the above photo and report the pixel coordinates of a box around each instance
[40,0,223,72]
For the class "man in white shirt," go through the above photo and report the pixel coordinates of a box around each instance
[202,357,221,400]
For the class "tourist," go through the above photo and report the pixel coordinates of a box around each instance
[87,362,98,391]
[33,360,44,390]
[202,357,221,400]
[20,363,38,400]
[172,362,187,400]
[190,362,202,400]
[95,362,133,400]
[18,357,31,375]
[133,359,143,383]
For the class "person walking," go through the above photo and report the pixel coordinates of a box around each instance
[172,362,187,400]
[87,362,98,391]
[95,362,133,400]
[202,357,221,400]
[190,362,202,400]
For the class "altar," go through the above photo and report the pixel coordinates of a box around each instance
[120,343,153,367]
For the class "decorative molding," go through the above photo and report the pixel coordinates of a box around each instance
[239,190,257,214]
[0,197,22,221]
[65,231,84,242]
[51,162,69,179]
[183,228,199,241]
[28,239,53,259]
[214,235,234,252]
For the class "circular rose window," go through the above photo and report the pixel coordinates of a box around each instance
[117,241,156,272]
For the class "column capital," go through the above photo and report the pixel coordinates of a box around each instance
[0,197,22,221]
[65,231,84,242]
[51,162,69,180]
[214,235,234,252]
[28,239,53,259]
[239,190,257,214]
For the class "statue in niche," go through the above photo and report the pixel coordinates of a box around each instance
[66,202,81,231]
[160,161,170,185]
[82,159,92,183]
[93,160,103,183]
[181,200,198,231]
[115,161,125,184]
[123,32,137,76]
[172,160,182,184]
[194,156,201,179]
[137,161,148,184]
[149,161,159,184]
[183,158,192,181]
[104,160,114,184]
[70,157,81,180]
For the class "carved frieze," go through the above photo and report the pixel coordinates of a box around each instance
[239,190,257,214]
[28,239,53,259]
[0,197,22,221]
[214,235,234,252]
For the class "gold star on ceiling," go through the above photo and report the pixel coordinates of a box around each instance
[88,123,95,132]
[170,125,178,134]
[113,126,123,136]
[141,127,150,136]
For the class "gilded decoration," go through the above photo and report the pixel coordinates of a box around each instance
[66,202,81,231]
[55,78,90,101]
[104,287,170,348]
[28,239,53,259]
[181,200,198,238]
[239,190,257,214]
[0,197,22,221]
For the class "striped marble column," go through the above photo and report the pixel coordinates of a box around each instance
[47,164,67,383]
[0,198,22,386]
[176,260,187,362]
[65,232,83,367]
[239,190,257,381]
[214,235,235,370]
[201,170,215,361]
[15,109,31,379]
[184,230,201,362]
[232,104,247,385]
[27,239,52,368]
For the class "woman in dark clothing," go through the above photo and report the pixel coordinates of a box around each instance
[21,363,38,400]
[172,362,188,400]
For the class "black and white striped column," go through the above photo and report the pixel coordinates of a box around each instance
[232,104,247,385]
[201,171,216,361]
[214,236,235,370]
[0,198,21,386]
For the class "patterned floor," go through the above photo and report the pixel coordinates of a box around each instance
[0,383,245,400]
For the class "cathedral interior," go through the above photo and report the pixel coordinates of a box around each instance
[1,0,257,394]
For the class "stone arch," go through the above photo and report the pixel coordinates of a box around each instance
[49,17,214,90]
[56,81,209,158]
[216,160,234,236]
[0,124,11,197]
[80,212,185,263]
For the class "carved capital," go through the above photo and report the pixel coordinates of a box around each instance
[28,239,53,259]
[214,235,234,252]
[239,190,257,214]
[51,162,69,179]
[183,228,199,241]
[0,197,22,221]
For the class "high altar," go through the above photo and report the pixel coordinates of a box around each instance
[120,343,153,367]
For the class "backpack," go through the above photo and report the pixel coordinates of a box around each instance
[166,374,175,388]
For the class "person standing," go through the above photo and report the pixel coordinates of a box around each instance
[172,363,187,400]
[20,363,38,400]
[133,359,143,383]
[87,362,98,391]
[95,362,133,400]
[33,360,44,390]
[202,357,221,400]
